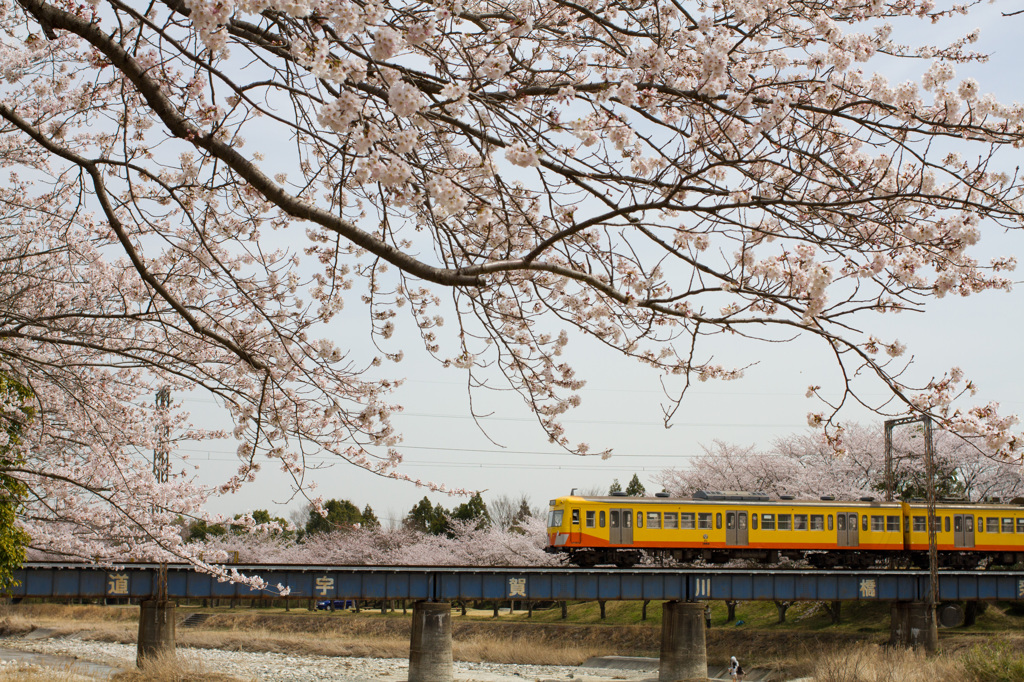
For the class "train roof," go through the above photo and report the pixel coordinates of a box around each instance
[550,492,1024,509]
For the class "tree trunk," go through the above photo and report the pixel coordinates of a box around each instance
[827,600,841,624]
[726,600,737,622]
[561,601,568,619]
[642,600,649,621]
[964,601,978,626]
[774,600,791,624]
[599,600,606,619]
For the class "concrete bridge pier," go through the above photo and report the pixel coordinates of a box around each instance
[659,600,707,682]
[409,600,453,682]
[137,600,176,666]
[890,601,938,651]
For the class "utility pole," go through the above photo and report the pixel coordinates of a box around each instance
[884,414,939,651]
[154,387,171,484]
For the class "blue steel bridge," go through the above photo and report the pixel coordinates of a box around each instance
[12,562,1024,603]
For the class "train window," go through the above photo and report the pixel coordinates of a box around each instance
[600,511,606,528]
[572,509,580,524]
[726,513,734,530]
[987,517,1000,533]
[664,512,678,529]
[1018,518,1024,534]
[762,514,775,530]
[610,511,620,528]
[794,515,807,530]
[912,516,926,532]
[548,510,563,527]
[837,515,846,531]
[586,511,595,528]
[698,513,712,529]
[811,515,824,531]
[945,517,950,533]
[862,515,868,532]
[636,512,643,528]
[681,513,696,529]
[965,516,972,532]
[778,514,791,531]
[954,516,962,532]
[887,516,900,532]
[648,512,661,529]
[828,515,833,531]
[716,513,722,530]
[871,515,884,532]
[752,514,759,530]
[623,512,632,528]
[1003,518,1014,534]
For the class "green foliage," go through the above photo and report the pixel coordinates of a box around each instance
[608,479,622,494]
[508,497,533,535]
[236,509,293,537]
[404,496,450,535]
[961,643,1024,682]
[186,519,227,542]
[451,492,490,530]
[305,499,365,534]
[361,504,380,529]
[625,474,646,497]
[0,374,32,591]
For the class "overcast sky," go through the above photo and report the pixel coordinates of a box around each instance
[170,3,1024,527]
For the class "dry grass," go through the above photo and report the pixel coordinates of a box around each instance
[0,604,136,642]
[0,663,94,682]
[111,650,253,682]
[811,643,962,682]
[453,631,608,665]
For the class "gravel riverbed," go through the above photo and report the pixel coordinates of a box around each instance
[0,636,659,681]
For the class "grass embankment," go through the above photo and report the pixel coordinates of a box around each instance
[3,600,1024,680]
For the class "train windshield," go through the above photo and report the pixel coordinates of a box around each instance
[548,510,564,528]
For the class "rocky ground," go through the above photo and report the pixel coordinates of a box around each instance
[0,635,662,681]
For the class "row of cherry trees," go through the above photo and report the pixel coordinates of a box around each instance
[655,423,1024,503]
[2,0,1024,576]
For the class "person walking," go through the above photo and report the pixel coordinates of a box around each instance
[729,655,744,681]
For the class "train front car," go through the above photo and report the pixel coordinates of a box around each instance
[904,499,1024,568]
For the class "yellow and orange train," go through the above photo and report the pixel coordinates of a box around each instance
[546,491,1024,568]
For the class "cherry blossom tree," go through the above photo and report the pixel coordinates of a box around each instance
[2,0,1024,565]
[196,515,558,565]
[656,423,1024,502]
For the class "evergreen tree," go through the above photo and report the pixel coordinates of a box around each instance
[0,375,31,590]
[608,479,622,494]
[186,519,227,542]
[404,497,450,535]
[452,492,490,529]
[509,498,533,534]
[305,499,364,534]
[361,504,380,529]
[626,474,647,497]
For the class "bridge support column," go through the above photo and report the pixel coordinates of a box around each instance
[659,600,707,682]
[409,600,453,682]
[890,601,937,651]
[137,600,176,667]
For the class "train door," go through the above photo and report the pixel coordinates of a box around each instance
[953,514,974,548]
[725,510,749,546]
[609,509,633,545]
[837,512,859,547]
[569,508,581,544]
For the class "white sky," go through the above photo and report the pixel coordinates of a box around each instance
[169,3,1024,527]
